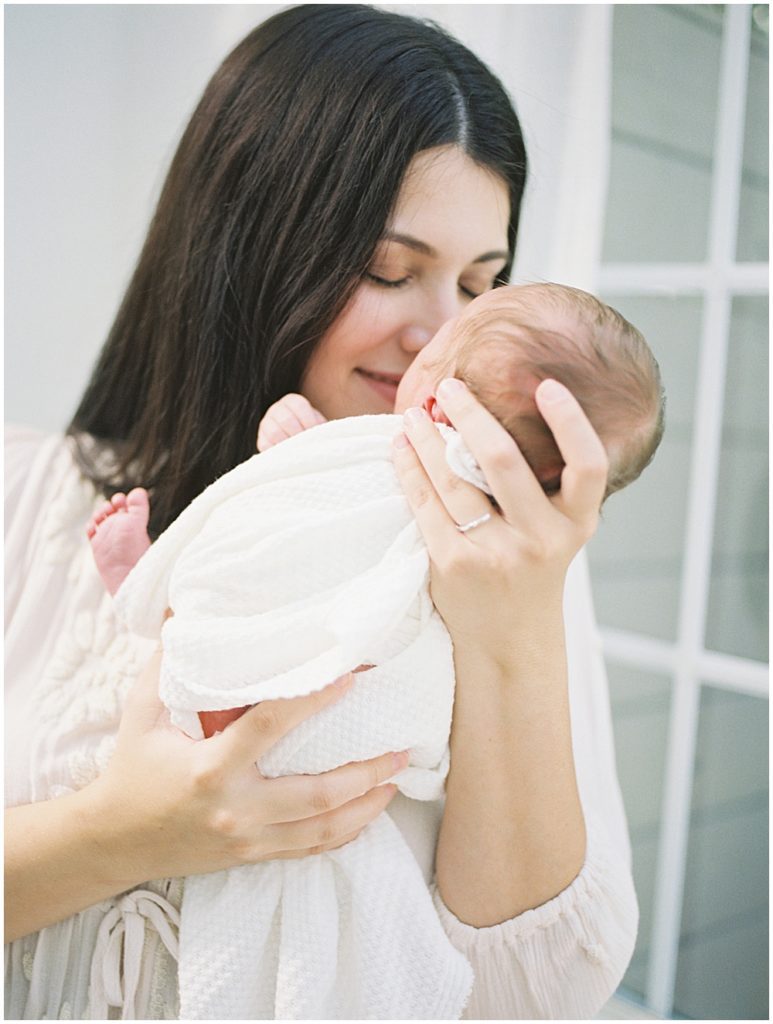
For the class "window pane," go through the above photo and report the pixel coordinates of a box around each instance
[705,296,768,662]
[674,686,769,1019]
[608,663,672,1003]
[603,5,723,263]
[588,295,700,642]
[737,9,769,262]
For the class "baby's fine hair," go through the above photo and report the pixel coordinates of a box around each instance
[450,283,665,501]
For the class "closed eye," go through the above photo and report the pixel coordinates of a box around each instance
[366,272,489,300]
[365,272,409,288]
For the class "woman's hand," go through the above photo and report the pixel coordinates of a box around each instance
[6,656,402,941]
[87,652,404,887]
[391,376,604,924]
[392,377,608,656]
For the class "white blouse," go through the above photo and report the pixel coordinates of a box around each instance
[4,425,638,1020]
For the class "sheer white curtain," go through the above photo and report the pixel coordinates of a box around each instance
[5,3,612,429]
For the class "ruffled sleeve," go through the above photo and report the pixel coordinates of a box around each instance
[432,816,637,1019]
[432,551,638,1019]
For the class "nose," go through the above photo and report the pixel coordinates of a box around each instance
[399,325,434,354]
[398,287,465,354]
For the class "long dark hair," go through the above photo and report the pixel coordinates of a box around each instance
[68,3,528,536]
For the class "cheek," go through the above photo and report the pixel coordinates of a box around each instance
[320,289,392,367]
[342,288,399,354]
[301,289,398,413]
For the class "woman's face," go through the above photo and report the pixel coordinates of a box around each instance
[300,145,511,419]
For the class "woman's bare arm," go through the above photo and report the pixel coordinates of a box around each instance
[435,618,585,925]
[5,787,142,942]
[393,378,607,926]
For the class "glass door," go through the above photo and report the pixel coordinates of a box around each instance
[587,5,769,1019]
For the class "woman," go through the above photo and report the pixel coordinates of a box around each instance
[5,5,637,1019]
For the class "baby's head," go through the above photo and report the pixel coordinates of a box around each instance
[396,283,665,501]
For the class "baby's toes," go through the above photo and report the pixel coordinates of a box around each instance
[110,492,128,512]
[125,488,150,525]
[87,500,114,539]
[94,500,115,524]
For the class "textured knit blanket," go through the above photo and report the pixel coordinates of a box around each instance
[115,414,483,1019]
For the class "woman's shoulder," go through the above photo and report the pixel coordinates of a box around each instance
[6,419,87,478]
[5,423,70,506]
[5,421,56,459]
[4,424,97,557]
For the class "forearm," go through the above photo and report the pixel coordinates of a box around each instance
[436,598,586,927]
[5,789,142,942]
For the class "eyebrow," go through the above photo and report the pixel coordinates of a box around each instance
[382,231,510,264]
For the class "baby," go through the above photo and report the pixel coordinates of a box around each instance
[89,281,663,736]
[86,282,664,1019]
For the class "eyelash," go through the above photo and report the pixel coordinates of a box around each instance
[365,272,483,300]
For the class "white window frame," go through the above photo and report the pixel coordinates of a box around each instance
[597,6,768,1017]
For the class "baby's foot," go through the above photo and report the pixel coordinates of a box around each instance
[87,488,151,596]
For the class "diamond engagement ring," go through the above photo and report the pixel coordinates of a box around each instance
[455,511,492,533]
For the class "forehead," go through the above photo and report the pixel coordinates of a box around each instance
[390,146,510,254]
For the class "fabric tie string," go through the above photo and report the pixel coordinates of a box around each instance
[88,889,180,1019]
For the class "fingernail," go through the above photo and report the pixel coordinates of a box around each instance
[437,378,465,399]
[403,406,426,425]
[537,379,568,403]
[393,432,410,449]
[392,750,410,770]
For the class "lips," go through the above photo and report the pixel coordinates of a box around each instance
[357,369,403,386]
[354,370,401,409]
[356,368,403,406]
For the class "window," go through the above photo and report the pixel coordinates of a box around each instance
[588,5,769,1018]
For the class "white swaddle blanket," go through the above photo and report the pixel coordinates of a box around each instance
[115,414,489,1020]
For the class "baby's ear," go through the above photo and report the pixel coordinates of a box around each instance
[425,395,453,426]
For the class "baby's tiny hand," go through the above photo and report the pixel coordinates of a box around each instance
[257,394,327,452]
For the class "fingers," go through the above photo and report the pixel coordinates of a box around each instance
[398,407,494,532]
[391,430,462,550]
[257,394,326,451]
[277,826,363,859]
[217,674,354,766]
[284,393,326,427]
[265,781,398,856]
[260,749,409,823]
[432,377,608,528]
[430,379,546,523]
[534,380,608,522]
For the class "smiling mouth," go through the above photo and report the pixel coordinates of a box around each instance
[357,369,403,387]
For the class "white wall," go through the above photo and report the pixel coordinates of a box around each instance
[5,3,610,431]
